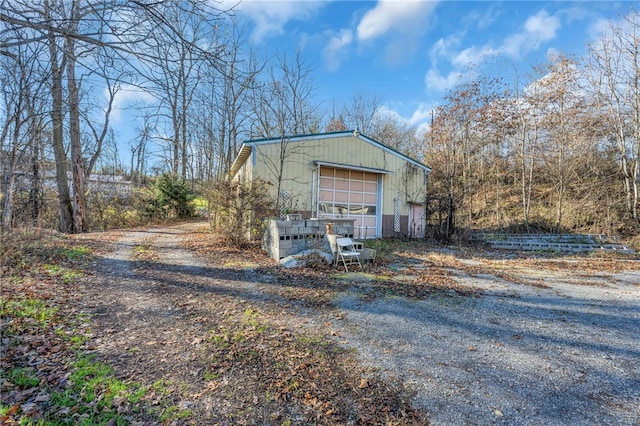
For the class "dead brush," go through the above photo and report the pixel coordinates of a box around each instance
[424,251,465,268]
[300,252,333,271]
[0,228,60,276]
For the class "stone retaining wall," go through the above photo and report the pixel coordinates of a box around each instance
[472,233,634,254]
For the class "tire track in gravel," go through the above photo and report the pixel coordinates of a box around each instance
[80,222,289,393]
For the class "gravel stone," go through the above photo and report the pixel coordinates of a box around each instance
[332,263,640,425]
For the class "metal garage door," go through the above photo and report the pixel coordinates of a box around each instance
[317,167,379,238]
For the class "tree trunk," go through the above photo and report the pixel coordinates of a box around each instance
[181,78,188,180]
[633,161,639,219]
[66,6,86,233]
[1,125,20,230]
[30,145,42,227]
[46,1,73,232]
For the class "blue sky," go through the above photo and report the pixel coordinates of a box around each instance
[224,0,632,133]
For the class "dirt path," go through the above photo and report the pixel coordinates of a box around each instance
[80,222,309,420]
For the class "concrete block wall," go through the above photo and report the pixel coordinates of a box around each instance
[263,219,355,260]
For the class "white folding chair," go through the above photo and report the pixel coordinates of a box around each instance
[335,237,362,272]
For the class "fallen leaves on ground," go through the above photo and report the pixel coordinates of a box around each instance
[5,223,636,424]
[3,225,430,425]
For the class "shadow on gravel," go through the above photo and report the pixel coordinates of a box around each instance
[96,254,640,361]
[334,290,640,425]
[96,257,277,303]
[339,291,640,353]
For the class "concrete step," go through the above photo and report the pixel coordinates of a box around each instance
[473,233,634,254]
[489,241,633,253]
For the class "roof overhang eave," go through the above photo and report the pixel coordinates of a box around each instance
[313,160,395,175]
[229,144,252,179]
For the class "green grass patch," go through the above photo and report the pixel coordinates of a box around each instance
[331,271,381,282]
[296,334,331,352]
[210,331,230,348]
[193,196,208,208]
[66,355,147,415]
[203,369,221,381]
[132,243,151,255]
[223,260,258,268]
[149,379,173,397]
[160,405,192,422]
[131,242,158,260]
[42,264,84,284]
[43,264,62,274]
[69,334,89,350]
[241,308,268,333]
[0,404,13,417]
[60,246,90,260]
[232,330,248,342]
[1,298,58,327]
[7,367,40,387]
[127,386,148,404]
[61,269,83,284]
[33,353,147,425]
[50,388,77,408]
[70,355,115,404]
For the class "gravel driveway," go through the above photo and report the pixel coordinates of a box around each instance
[331,256,640,425]
[80,223,639,424]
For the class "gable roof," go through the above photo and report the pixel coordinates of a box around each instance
[229,130,431,178]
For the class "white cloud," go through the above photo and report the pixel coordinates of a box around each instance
[110,85,155,124]
[429,33,464,68]
[376,106,403,121]
[415,121,431,138]
[525,10,560,41]
[323,29,353,71]
[425,69,464,92]
[424,9,561,94]
[376,103,436,139]
[452,45,497,68]
[356,0,438,41]
[426,34,481,92]
[462,5,500,30]
[501,10,561,57]
[406,103,434,127]
[220,0,327,43]
[589,17,612,40]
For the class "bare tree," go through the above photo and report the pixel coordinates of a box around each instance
[325,99,348,133]
[0,32,51,230]
[369,112,416,153]
[325,115,347,133]
[1,0,231,231]
[423,106,457,201]
[0,50,27,229]
[422,75,505,227]
[251,49,319,212]
[343,90,383,135]
[132,1,229,181]
[139,3,203,178]
[586,10,640,220]
[537,54,588,232]
[2,0,126,232]
[43,0,74,232]
[205,22,264,180]
[130,116,152,185]
[502,66,547,231]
